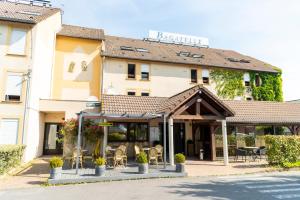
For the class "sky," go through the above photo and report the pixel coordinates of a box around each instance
[52,0,300,101]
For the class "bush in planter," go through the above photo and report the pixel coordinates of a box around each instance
[175,153,186,173]
[0,145,25,174]
[94,157,106,176]
[137,152,148,174]
[49,157,63,179]
[282,161,300,168]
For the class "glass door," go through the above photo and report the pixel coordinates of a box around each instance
[43,123,63,155]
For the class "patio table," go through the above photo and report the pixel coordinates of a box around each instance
[243,147,259,161]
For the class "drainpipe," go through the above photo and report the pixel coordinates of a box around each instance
[21,70,31,145]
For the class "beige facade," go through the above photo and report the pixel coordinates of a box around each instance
[102,58,250,99]
[0,21,33,145]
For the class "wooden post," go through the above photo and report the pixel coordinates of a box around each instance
[210,125,217,161]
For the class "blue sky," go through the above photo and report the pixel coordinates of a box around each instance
[52,0,300,100]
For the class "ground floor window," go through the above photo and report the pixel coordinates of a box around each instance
[108,122,149,142]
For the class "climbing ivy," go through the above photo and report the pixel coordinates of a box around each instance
[210,69,245,100]
[250,71,283,102]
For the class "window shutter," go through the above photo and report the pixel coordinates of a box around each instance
[202,69,209,77]
[244,73,250,82]
[6,74,22,96]
[8,29,27,55]
[141,64,149,73]
[0,119,19,144]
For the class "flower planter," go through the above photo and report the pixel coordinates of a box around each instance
[175,163,185,173]
[49,167,62,179]
[95,165,106,176]
[138,163,149,174]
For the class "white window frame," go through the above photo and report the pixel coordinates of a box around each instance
[202,69,210,84]
[141,64,150,80]
[244,73,250,86]
[8,28,27,55]
[0,118,19,144]
[5,73,23,102]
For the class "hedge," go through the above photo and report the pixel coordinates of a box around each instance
[265,135,300,166]
[0,145,26,174]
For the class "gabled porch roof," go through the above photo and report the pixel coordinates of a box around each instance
[101,85,234,120]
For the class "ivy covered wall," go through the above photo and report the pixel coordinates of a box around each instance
[250,71,283,102]
[210,69,245,100]
[210,68,283,101]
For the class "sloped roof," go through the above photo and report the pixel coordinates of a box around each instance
[0,1,60,24]
[101,85,234,117]
[58,24,105,41]
[101,86,300,125]
[102,35,278,73]
[224,100,300,125]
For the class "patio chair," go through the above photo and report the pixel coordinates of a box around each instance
[155,144,163,162]
[148,147,158,167]
[117,145,127,166]
[71,150,83,169]
[105,145,114,167]
[234,148,248,162]
[255,146,267,160]
[134,145,141,160]
[113,149,125,168]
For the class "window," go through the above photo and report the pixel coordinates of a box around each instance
[141,64,150,80]
[108,122,148,142]
[244,73,250,86]
[141,92,149,96]
[202,69,210,84]
[127,64,136,79]
[8,29,27,55]
[127,91,136,96]
[108,123,127,141]
[191,69,197,83]
[5,73,22,101]
[255,74,261,87]
[0,119,19,144]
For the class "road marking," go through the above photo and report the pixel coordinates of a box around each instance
[259,187,300,193]
[273,193,300,199]
[246,183,300,189]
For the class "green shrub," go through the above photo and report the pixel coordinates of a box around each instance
[282,161,300,168]
[49,157,63,169]
[94,157,106,166]
[0,145,25,174]
[175,153,185,164]
[137,152,148,164]
[265,135,300,166]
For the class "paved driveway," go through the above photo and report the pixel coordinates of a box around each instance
[1,171,300,200]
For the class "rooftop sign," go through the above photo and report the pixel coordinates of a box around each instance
[148,30,209,48]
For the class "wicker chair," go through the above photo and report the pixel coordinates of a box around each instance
[113,149,125,168]
[105,145,114,167]
[155,144,163,162]
[71,150,83,169]
[149,147,158,167]
[134,145,141,160]
[117,145,127,166]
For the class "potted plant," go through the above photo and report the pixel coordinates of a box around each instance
[175,153,185,173]
[94,157,106,176]
[49,156,63,179]
[137,151,148,174]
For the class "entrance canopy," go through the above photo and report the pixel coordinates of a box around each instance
[101,85,234,121]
